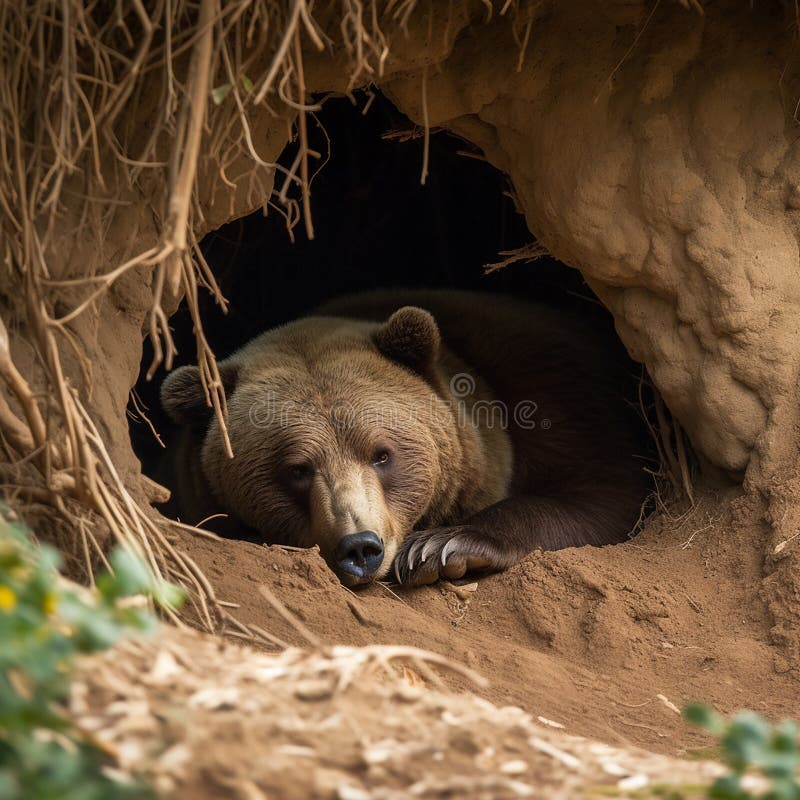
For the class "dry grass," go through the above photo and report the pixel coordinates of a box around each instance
[69,622,730,799]
[637,375,695,506]
[629,370,701,543]
[484,242,549,273]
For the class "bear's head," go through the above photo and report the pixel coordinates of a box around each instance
[161,307,466,587]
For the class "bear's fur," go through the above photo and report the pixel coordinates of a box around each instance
[159,290,649,587]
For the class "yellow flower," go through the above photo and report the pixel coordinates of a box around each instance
[0,585,17,612]
[42,591,57,615]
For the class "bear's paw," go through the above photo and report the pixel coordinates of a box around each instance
[393,525,512,587]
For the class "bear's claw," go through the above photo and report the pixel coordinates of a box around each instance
[392,525,501,587]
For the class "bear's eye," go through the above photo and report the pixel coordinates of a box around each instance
[288,463,313,483]
[371,449,391,467]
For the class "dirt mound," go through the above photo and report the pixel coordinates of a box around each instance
[73,626,730,799]
[179,488,800,758]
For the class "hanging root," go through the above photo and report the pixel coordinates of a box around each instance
[484,241,549,273]
[636,370,696,523]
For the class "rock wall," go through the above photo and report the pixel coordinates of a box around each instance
[376,1,800,478]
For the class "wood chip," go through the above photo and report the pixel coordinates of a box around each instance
[656,693,681,714]
[529,736,582,770]
[500,759,528,774]
[537,716,565,729]
[442,581,479,601]
[618,773,649,790]
[293,678,334,701]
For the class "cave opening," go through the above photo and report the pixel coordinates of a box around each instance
[130,90,653,544]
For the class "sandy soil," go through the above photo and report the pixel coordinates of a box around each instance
[171,486,800,760]
[73,628,732,800]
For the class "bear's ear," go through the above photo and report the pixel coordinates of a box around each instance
[160,361,239,426]
[373,306,440,376]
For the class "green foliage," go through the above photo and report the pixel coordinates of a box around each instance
[211,74,254,105]
[0,512,184,800]
[684,704,800,800]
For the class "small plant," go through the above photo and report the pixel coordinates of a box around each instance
[684,704,800,800]
[0,511,184,799]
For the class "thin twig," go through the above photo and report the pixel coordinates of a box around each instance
[259,584,321,647]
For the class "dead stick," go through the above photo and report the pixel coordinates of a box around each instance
[674,421,694,504]
[259,584,321,647]
[0,391,36,456]
[163,0,214,294]
[0,316,48,461]
[293,28,314,239]
[654,393,682,493]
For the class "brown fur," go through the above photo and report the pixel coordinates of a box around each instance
[159,290,649,587]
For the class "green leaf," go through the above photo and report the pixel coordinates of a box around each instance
[0,769,18,800]
[682,704,800,798]
[110,548,153,596]
[722,711,771,772]
[240,74,254,93]
[709,773,749,799]
[0,514,162,798]
[773,720,799,752]
[684,703,725,735]
[152,579,185,611]
[97,548,150,602]
[764,778,800,800]
[211,83,231,105]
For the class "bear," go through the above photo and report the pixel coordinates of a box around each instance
[158,290,649,588]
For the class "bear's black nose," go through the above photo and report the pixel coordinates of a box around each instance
[334,531,384,581]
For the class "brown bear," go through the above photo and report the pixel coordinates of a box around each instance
[159,290,649,588]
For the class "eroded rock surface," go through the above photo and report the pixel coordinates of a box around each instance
[378,2,800,476]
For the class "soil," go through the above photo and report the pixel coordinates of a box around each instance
[73,627,731,799]
[172,486,800,760]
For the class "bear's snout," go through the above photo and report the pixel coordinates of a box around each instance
[333,531,384,585]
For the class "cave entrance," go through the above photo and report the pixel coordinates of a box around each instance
[130,91,652,542]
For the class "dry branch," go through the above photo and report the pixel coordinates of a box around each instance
[484,241,549,273]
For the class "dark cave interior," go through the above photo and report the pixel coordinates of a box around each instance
[131,91,639,488]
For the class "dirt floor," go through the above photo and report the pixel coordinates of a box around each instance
[169,486,800,761]
[74,627,737,800]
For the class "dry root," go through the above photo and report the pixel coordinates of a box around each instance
[634,370,697,537]
[484,241,549,273]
